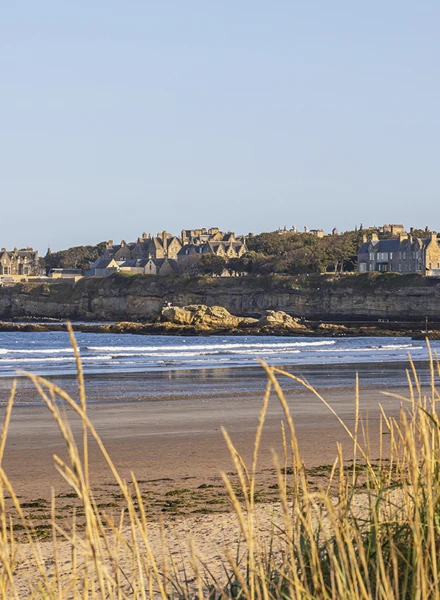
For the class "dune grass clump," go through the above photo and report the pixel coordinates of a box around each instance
[0,326,439,598]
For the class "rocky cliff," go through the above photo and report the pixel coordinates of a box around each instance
[0,273,439,322]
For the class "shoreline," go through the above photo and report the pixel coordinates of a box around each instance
[0,358,432,406]
[0,319,438,339]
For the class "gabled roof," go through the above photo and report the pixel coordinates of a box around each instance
[150,258,165,267]
[159,259,178,272]
[359,239,400,254]
[167,236,182,246]
[375,239,400,252]
[177,244,199,256]
[120,259,150,268]
[421,236,439,249]
[92,259,118,269]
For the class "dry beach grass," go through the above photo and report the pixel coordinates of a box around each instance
[0,325,440,598]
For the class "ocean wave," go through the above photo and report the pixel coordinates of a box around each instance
[317,345,423,353]
[0,355,113,364]
[372,344,423,350]
[85,340,336,353]
[0,347,74,355]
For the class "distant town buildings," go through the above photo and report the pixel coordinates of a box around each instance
[2,223,440,282]
[0,248,42,278]
[89,228,248,277]
[277,226,339,237]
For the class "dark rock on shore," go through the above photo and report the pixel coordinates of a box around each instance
[412,331,440,340]
[0,302,438,338]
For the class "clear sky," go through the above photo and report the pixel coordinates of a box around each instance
[1,1,439,252]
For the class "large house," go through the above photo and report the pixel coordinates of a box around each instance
[0,247,42,277]
[358,232,440,275]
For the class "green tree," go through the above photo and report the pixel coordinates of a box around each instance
[199,254,226,276]
[44,242,107,272]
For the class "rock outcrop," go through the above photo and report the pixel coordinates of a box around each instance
[158,305,313,334]
[257,310,308,332]
[161,305,248,329]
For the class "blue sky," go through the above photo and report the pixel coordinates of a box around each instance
[1,1,439,252]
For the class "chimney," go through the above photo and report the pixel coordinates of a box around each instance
[162,231,168,256]
[431,231,437,241]
[371,233,379,241]
[362,234,368,243]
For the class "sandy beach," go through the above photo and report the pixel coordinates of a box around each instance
[0,370,411,596]
[1,372,404,507]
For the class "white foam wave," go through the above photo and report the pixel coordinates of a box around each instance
[317,345,423,353]
[102,349,302,359]
[0,348,74,355]
[373,344,423,350]
[0,355,112,364]
[86,341,335,353]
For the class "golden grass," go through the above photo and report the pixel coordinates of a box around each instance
[0,325,440,598]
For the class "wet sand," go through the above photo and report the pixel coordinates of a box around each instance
[1,375,407,504]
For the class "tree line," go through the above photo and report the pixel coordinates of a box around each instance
[227,229,371,276]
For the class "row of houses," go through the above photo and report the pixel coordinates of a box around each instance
[89,257,180,277]
[102,228,247,261]
[89,228,247,276]
[358,232,440,276]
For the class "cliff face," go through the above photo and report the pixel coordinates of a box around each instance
[0,274,439,322]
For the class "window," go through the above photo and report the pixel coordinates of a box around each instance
[359,263,367,272]
[390,253,393,259]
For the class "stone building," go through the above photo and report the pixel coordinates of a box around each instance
[88,258,120,277]
[358,232,440,275]
[102,228,247,270]
[118,257,178,276]
[0,247,42,277]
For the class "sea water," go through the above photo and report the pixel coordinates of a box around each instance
[0,331,436,377]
